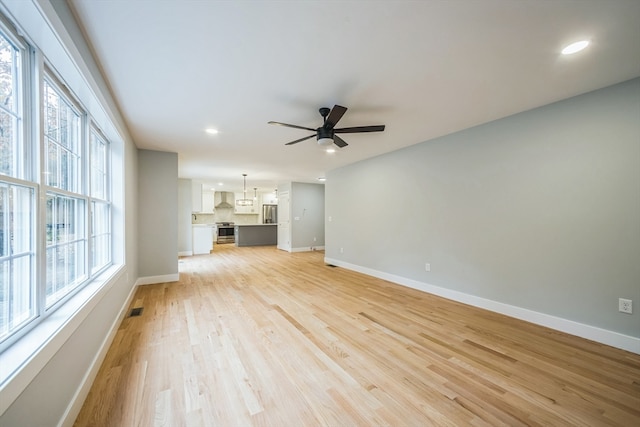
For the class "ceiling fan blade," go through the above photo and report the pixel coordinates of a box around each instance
[324,105,347,129]
[285,134,316,145]
[268,121,316,132]
[333,135,348,148]
[334,125,385,134]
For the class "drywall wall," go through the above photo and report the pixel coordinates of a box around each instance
[291,182,325,251]
[326,78,639,341]
[137,150,179,279]
[178,178,193,255]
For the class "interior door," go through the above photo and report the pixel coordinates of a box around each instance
[277,191,290,251]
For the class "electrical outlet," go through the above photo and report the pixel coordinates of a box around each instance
[313,237,317,242]
[619,298,632,314]
[340,247,344,254]
[425,263,431,272]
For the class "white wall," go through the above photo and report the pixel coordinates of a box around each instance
[326,78,640,351]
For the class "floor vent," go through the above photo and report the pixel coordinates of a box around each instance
[326,264,338,268]
[129,307,144,317]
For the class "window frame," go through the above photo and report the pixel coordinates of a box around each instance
[41,69,89,312]
[89,124,111,275]
[0,16,38,349]
[0,18,26,181]
[0,178,37,344]
[0,27,114,352]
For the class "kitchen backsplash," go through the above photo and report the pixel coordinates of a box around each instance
[191,209,259,225]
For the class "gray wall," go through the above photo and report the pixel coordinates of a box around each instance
[137,150,179,278]
[178,178,193,254]
[291,182,325,250]
[326,78,639,338]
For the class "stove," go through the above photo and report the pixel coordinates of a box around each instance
[216,222,235,244]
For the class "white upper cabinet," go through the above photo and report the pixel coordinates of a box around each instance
[202,189,215,212]
[192,181,203,212]
[192,181,216,212]
[262,192,278,205]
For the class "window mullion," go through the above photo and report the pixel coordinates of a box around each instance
[34,50,46,321]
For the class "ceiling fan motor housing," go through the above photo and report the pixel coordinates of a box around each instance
[316,126,334,146]
[317,126,333,139]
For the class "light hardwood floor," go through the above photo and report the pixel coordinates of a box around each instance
[75,244,640,426]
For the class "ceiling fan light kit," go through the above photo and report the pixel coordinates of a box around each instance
[269,104,385,148]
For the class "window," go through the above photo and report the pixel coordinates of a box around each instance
[44,78,81,192]
[0,182,35,341]
[90,128,110,274]
[0,24,34,344]
[0,29,24,179]
[43,76,87,308]
[0,16,113,349]
[45,193,86,307]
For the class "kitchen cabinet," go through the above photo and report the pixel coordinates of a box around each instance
[192,181,215,212]
[235,224,277,246]
[262,192,278,205]
[202,189,215,212]
[192,224,213,254]
[234,192,259,214]
[192,182,202,212]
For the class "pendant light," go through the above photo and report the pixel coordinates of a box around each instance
[236,174,253,206]
[253,187,258,200]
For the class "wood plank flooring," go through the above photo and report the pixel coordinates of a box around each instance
[74,244,640,426]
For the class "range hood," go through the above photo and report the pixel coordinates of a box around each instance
[214,191,234,209]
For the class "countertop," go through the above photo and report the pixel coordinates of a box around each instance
[235,223,277,227]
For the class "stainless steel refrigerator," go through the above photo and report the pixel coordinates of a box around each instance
[262,204,277,224]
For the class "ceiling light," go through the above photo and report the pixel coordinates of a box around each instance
[562,40,590,55]
[326,148,336,154]
[317,137,333,147]
[317,177,326,181]
[205,128,219,135]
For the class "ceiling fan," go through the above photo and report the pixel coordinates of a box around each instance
[268,104,385,148]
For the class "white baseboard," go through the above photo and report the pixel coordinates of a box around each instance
[59,276,138,427]
[178,251,193,256]
[324,257,640,355]
[291,246,325,253]
[136,273,180,286]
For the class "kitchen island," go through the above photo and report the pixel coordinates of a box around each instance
[235,224,277,247]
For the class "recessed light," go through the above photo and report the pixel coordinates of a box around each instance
[317,177,326,181]
[205,128,219,135]
[562,40,590,55]
[218,182,223,186]
[326,148,336,154]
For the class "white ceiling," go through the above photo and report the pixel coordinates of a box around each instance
[68,0,640,193]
